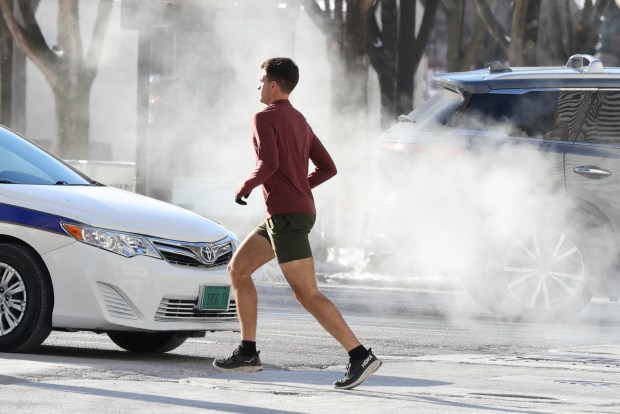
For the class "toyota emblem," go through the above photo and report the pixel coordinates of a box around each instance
[200,244,216,263]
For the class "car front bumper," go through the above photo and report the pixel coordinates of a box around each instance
[44,241,239,333]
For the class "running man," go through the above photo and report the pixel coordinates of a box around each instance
[213,57,381,390]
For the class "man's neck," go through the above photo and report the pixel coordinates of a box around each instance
[267,93,289,104]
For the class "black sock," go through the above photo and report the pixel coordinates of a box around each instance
[348,345,368,360]
[239,340,257,356]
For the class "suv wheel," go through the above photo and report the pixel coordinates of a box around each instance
[464,217,604,320]
[107,331,188,353]
[499,228,594,318]
[0,243,53,352]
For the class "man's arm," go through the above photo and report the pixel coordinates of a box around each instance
[308,132,337,189]
[235,113,279,200]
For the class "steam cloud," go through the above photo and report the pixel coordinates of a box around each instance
[26,3,619,321]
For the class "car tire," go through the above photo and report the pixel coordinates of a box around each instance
[107,331,189,353]
[464,210,607,320]
[0,243,53,352]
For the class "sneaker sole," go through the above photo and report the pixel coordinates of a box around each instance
[334,359,382,390]
[212,364,264,373]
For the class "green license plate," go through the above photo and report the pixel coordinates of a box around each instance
[199,285,231,311]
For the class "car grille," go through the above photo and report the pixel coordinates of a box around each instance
[149,235,234,268]
[155,297,238,322]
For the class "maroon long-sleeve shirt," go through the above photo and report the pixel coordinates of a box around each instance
[236,99,337,217]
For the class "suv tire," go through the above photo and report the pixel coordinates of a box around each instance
[463,208,609,320]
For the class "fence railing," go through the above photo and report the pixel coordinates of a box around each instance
[65,160,136,192]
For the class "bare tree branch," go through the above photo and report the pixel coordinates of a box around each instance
[84,0,114,83]
[0,0,60,84]
[463,14,486,69]
[58,0,82,64]
[16,0,41,32]
[303,0,332,33]
[440,0,457,13]
[474,0,510,51]
[412,0,439,72]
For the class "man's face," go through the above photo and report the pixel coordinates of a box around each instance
[258,71,273,104]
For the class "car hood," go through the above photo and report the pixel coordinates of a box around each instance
[0,185,231,242]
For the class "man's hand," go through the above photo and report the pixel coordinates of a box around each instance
[235,194,250,205]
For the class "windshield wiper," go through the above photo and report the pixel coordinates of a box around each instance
[0,179,16,184]
[55,180,103,186]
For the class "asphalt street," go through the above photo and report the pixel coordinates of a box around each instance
[1,282,620,413]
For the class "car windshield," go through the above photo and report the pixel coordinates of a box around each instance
[402,89,464,127]
[0,128,92,185]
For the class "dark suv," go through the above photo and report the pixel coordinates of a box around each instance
[367,54,620,319]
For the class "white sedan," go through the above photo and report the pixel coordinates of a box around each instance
[0,126,239,353]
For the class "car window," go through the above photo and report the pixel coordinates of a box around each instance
[403,89,463,127]
[445,90,595,141]
[0,129,91,185]
[579,90,620,145]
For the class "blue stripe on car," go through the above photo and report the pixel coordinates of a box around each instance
[0,203,75,235]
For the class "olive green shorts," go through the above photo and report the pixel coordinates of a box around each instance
[254,213,316,264]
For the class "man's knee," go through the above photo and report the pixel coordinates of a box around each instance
[228,259,249,286]
[292,288,323,309]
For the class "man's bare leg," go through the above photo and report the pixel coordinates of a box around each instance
[228,233,275,341]
[279,257,361,352]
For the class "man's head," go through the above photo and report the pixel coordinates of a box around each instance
[258,57,299,104]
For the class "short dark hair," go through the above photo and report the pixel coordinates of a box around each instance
[260,57,299,93]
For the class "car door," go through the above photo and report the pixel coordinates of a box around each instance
[565,89,620,232]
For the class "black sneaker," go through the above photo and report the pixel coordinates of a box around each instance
[334,348,381,390]
[213,347,263,372]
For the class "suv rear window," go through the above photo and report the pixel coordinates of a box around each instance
[404,89,463,126]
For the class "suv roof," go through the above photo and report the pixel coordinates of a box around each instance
[434,54,620,94]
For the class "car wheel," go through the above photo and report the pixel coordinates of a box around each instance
[465,224,601,320]
[0,243,53,352]
[107,331,188,353]
[499,229,595,318]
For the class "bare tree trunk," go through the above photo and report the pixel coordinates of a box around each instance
[444,0,464,71]
[304,0,373,137]
[0,0,13,126]
[510,0,540,65]
[370,0,397,127]
[395,0,440,113]
[53,76,90,158]
[574,0,611,54]
[462,13,487,69]
[11,43,25,133]
[396,0,414,116]
[0,0,113,158]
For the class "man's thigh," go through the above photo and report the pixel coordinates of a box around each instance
[279,257,319,293]
[230,232,275,276]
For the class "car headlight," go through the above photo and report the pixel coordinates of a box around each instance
[61,222,162,259]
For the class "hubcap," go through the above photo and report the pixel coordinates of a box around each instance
[503,230,585,310]
[0,263,27,335]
